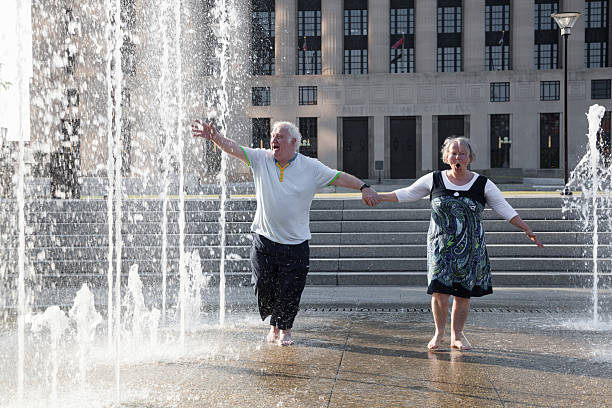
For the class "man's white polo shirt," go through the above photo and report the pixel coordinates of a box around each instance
[240,146,340,245]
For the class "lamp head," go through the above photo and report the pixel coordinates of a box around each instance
[552,12,582,35]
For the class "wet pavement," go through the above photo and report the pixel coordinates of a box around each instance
[114,307,612,408]
[2,287,611,407]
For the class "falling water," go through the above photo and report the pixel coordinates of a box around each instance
[107,0,125,402]
[566,104,609,327]
[14,1,33,406]
[175,0,187,346]
[68,284,102,385]
[104,0,115,351]
[158,0,171,328]
[29,306,69,408]
[209,0,233,326]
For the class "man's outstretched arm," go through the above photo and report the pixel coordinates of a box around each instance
[331,171,380,206]
[191,120,249,165]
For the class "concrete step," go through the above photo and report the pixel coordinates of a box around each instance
[4,257,611,276]
[3,243,605,262]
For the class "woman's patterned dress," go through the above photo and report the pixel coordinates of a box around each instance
[426,171,492,298]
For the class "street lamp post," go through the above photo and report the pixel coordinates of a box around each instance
[552,12,582,196]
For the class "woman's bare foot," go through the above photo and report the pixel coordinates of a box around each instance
[278,329,294,346]
[266,326,279,343]
[427,333,445,350]
[450,332,472,351]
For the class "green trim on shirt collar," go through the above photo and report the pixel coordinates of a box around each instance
[274,153,298,166]
[239,146,251,167]
[327,171,341,186]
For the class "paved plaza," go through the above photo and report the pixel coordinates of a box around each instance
[87,287,611,407]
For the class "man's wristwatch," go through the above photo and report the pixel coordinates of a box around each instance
[359,183,370,191]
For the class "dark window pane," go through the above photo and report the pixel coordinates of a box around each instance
[252,118,270,148]
[299,86,317,105]
[490,114,511,168]
[252,87,270,106]
[540,113,560,168]
[540,81,560,101]
[490,82,510,102]
[298,117,318,158]
[592,79,611,99]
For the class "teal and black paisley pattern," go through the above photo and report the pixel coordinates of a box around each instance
[427,171,492,298]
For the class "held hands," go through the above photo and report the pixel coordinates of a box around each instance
[191,120,218,141]
[526,229,544,248]
[361,187,381,207]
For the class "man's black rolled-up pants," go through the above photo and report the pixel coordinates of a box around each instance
[250,233,309,330]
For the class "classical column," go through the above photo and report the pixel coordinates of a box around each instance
[463,0,484,72]
[368,0,389,74]
[414,0,436,73]
[322,0,343,75]
[512,0,534,71]
[275,0,297,76]
[564,0,585,72]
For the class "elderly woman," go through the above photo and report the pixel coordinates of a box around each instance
[377,137,543,350]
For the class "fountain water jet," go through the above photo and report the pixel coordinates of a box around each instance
[566,104,612,328]
[68,283,102,385]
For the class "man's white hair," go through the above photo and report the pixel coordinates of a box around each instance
[272,121,302,152]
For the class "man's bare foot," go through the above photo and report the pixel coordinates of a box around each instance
[427,333,445,350]
[450,333,472,351]
[266,326,279,343]
[278,329,294,346]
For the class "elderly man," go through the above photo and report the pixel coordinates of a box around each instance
[192,120,379,346]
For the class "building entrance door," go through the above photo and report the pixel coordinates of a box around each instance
[437,115,464,170]
[390,116,416,178]
[342,117,369,179]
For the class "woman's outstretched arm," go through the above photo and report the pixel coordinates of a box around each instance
[509,215,544,248]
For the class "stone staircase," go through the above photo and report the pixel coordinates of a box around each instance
[0,195,610,287]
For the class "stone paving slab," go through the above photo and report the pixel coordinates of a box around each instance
[2,287,611,407]
[106,310,611,408]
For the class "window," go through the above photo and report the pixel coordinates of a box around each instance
[390,0,415,73]
[485,3,510,32]
[298,117,317,158]
[490,114,511,168]
[297,0,322,75]
[585,1,609,68]
[592,79,611,99]
[586,0,608,28]
[437,47,462,72]
[485,1,511,71]
[585,42,608,68]
[534,1,558,30]
[121,40,136,76]
[344,8,368,36]
[299,86,317,105]
[540,81,560,101]
[60,119,80,142]
[252,118,270,149]
[437,6,462,33]
[251,0,275,75]
[534,0,559,70]
[344,0,368,74]
[67,89,79,107]
[534,43,558,69]
[64,48,75,75]
[598,111,611,165]
[540,113,560,168]
[490,82,510,102]
[437,0,462,72]
[64,8,78,35]
[344,49,368,74]
[252,87,270,106]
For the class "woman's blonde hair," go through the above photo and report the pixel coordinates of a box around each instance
[441,136,475,164]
